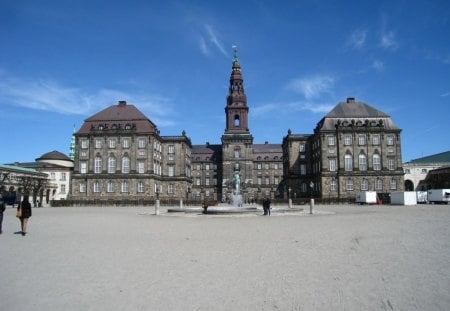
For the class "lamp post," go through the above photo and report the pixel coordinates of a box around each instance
[84,176,88,199]
[309,181,314,214]
[288,187,292,208]
[155,186,160,215]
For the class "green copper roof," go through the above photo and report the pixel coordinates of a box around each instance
[408,150,450,164]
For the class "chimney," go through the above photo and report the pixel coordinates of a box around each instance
[346,97,355,103]
[118,100,127,107]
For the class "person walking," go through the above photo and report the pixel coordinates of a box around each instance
[17,196,32,236]
[0,190,5,234]
[263,197,271,216]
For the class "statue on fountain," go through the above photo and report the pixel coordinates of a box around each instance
[232,172,241,195]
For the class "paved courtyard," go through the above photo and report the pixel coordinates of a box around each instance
[1,204,449,311]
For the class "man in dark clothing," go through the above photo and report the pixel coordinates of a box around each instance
[263,197,271,216]
[0,192,5,234]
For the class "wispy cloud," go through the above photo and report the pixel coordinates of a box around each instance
[253,101,334,117]
[198,24,228,57]
[380,30,398,50]
[0,74,176,126]
[286,75,335,99]
[441,91,450,97]
[198,36,209,56]
[372,59,385,72]
[347,29,367,49]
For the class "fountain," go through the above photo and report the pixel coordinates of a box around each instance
[231,171,243,207]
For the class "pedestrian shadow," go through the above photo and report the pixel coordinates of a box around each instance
[14,231,23,235]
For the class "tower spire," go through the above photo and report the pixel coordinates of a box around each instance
[232,45,239,66]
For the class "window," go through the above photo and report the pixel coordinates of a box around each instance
[301,183,307,192]
[95,139,102,149]
[388,158,395,170]
[405,169,411,174]
[60,173,66,181]
[345,154,353,171]
[274,177,279,184]
[234,148,240,158]
[344,135,352,146]
[329,158,337,172]
[108,138,116,149]
[300,164,306,175]
[330,179,337,191]
[372,134,380,145]
[50,172,56,180]
[60,184,66,194]
[80,162,87,174]
[205,190,210,197]
[107,181,114,193]
[358,135,366,146]
[328,136,336,146]
[196,178,200,186]
[361,179,369,190]
[265,177,270,185]
[137,181,145,193]
[168,165,174,177]
[274,163,279,170]
[373,154,381,171]
[122,156,130,173]
[122,138,130,149]
[359,154,367,171]
[257,163,262,170]
[137,161,145,174]
[264,163,269,170]
[79,182,86,193]
[138,138,146,149]
[205,178,210,186]
[375,178,383,190]
[121,181,129,193]
[205,164,210,170]
[168,145,175,160]
[168,184,174,194]
[257,177,262,185]
[390,178,397,190]
[93,181,100,193]
[81,139,89,149]
[299,143,306,153]
[387,135,394,146]
[108,156,116,173]
[346,179,354,191]
[94,156,102,173]
[421,169,427,174]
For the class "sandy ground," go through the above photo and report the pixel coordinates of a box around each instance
[1,204,449,311]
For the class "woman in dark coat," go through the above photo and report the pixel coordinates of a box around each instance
[18,196,32,236]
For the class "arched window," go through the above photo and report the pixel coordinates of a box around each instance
[234,147,240,159]
[390,178,397,190]
[361,178,369,190]
[359,154,367,171]
[346,178,354,191]
[345,154,353,171]
[234,115,240,127]
[373,154,381,171]
[375,178,383,190]
[108,156,116,174]
[94,156,102,174]
[122,156,130,174]
[330,179,337,191]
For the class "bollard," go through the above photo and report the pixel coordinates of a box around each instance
[309,198,314,214]
[180,198,183,209]
[155,199,160,215]
[288,198,292,209]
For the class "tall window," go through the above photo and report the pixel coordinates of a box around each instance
[257,177,262,185]
[329,158,337,172]
[390,178,397,190]
[375,178,383,190]
[373,154,381,171]
[93,181,100,193]
[108,156,116,173]
[107,181,114,193]
[137,161,145,174]
[372,134,380,145]
[345,154,353,171]
[299,143,306,153]
[168,184,174,194]
[361,179,369,190]
[81,139,89,149]
[265,177,270,185]
[80,182,86,193]
[388,158,395,170]
[60,172,66,181]
[386,135,394,146]
[121,181,129,193]
[234,147,240,159]
[346,178,354,191]
[328,136,335,146]
[205,178,210,186]
[168,165,174,177]
[50,172,56,180]
[138,138,146,149]
[300,164,306,175]
[108,138,116,149]
[137,181,145,193]
[60,184,66,194]
[358,135,366,145]
[122,156,130,173]
[95,139,102,149]
[94,156,102,173]
[122,138,130,149]
[359,154,367,171]
[80,162,87,174]
[330,179,337,191]
[344,134,352,146]
[168,145,175,161]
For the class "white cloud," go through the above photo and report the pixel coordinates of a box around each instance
[347,29,367,49]
[286,75,335,99]
[253,101,333,117]
[380,30,398,50]
[372,59,385,72]
[252,103,278,117]
[441,91,450,97]
[198,36,209,56]
[288,102,334,114]
[203,24,228,57]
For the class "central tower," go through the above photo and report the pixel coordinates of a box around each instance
[221,46,254,202]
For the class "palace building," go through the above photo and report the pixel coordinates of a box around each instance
[69,50,404,204]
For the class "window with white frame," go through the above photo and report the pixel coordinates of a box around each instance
[328,136,336,146]
[60,172,66,181]
[122,138,130,149]
[168,184,174,194]
[265,177,270,185]
[358,135,366,146]
[95,139,102,149]
[345,154,353,171]
[257,177,262,185]
[359,154,367,171]
[330,179,337,191]
[50,172,56,180]
[81,139,89,149]
[372,134,380,145]
[375,178,383,190]
[168,165,174,177]
[93,181,100,193]
[373,154,381,171]
[386,135,394,146]
[138,138,146,149]
[108,138,116,149]
[274,177,279,184]
[361,179,369,190]
[137,181,145,193]
[346,178,354,191]
[94,156,102,173]
[257,163,262,170]
[329,158,337,172]
[107,181,114,193]
[79,182,86,193]
[196,178,200,186]
[122,156,130,173]
[344,134,352,146]
[60,184,66,194]
[388,158,395,170]
[108,156,116,173]
[390,178,397,190]
[121,181,129,193]
[273,163,278,170]
[205,164,210,170]
[168,145,175,160]
[300,164,306,175]
[137,161,145,174]
[80,162,87,174]
[234,147,240,158]
[299,143,306,153]
[264,163,269,170]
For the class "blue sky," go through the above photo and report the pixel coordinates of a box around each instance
[1,0,449,164]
